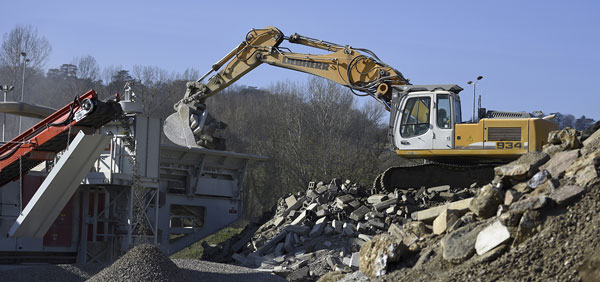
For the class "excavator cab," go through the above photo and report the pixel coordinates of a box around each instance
[390,85,461,152]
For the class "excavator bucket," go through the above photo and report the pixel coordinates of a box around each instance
[163,103,227,150]
[164,104,198,148]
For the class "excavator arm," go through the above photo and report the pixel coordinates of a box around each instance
[165,26,410,148]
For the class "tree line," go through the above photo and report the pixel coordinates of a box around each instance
[0,25,596,218]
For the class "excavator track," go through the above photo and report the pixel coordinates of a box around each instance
[373,162,497,192]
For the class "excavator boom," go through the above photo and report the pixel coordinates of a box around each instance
[164,26,409,148]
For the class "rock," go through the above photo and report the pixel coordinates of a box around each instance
[539,149,580,178]
[543,144,564,156]
[336,195,354,206]
[274,242,284,256]
[388,223,407,240]
[475,221,511,256]
[405,221,429,237]
[558,127,582,149]
[504,189,521,206]
[317,271,346,282]
[510,194,548,213]
[411,197,473,222]
[582,124,600,156]
[513,210,542,246]
[527,170,551,189]
[550,185,585,206]
[358,234,408,277]
[499,210,523,227]
[512,182,531,194]
[494,151,550,180]
[367,194,388,204]
[385,206,396,215]
[547,130,561,144]
[413,249,435,269]
[469,185,503,219]
[323,225,335,235]
[349,206,370,221]
[348,200,361,209]
[358,234,373,241]
[440,222,485,264]
[374,197,398,211]
[433,209,461,235]
[565,151,600,187]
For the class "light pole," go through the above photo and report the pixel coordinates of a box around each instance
[467,75,483,122]
[19,52,29,133]
[1,85,15,142]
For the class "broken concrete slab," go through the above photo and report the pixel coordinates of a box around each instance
[540,149,580,179]
[475,221,511,256]
[367,194,388,204]
[550,185,585,206]
[368,218,386,230]
[494,151,550,180]
[427,185,450,193]
[433,208,461,235]
[336,194,354,205]
[359,234,408,277]
[374,197,398,211]
[257,230,288,255]
[349,205,370,221]
[285,195,298,208]
[411,197,473,222]
[290,210,308,225]
[504,189,521,206]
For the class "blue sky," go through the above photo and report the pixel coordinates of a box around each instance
[1,0,599,120]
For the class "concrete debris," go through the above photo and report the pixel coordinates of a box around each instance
[475,221,511,256]
[494,151,550,180]
[469,185,503,219]
[197,130,600,280]
[358,234,407,277]
[441,222,485,264]
[411,197,473,222]
[539,149,580,179]
[433,208,461,235]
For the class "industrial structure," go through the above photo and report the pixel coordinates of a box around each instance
[0,89,264,264]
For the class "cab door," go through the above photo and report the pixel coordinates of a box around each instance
[393,94,433,150]
[432,93,454,149]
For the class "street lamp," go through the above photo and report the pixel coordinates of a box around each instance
[1,84,15,142]
[19,52,30,133]
[467,75,483,122]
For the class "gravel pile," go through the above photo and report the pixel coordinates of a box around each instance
[87,244,189,282]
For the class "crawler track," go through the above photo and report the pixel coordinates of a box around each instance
[373,162,497,191]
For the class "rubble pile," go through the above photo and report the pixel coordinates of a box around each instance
[202,174,477,280]
[87,244,190,282]
[202,124,600,281]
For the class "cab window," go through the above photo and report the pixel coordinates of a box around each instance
[400,97,431,138]
[437,94,451,129]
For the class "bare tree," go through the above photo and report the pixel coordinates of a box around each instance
[72,55,100,81]
[0,25,51,79]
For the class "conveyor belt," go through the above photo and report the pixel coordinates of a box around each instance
[0,90,122,187]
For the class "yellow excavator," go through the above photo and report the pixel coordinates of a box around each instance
[164,26,558,190]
